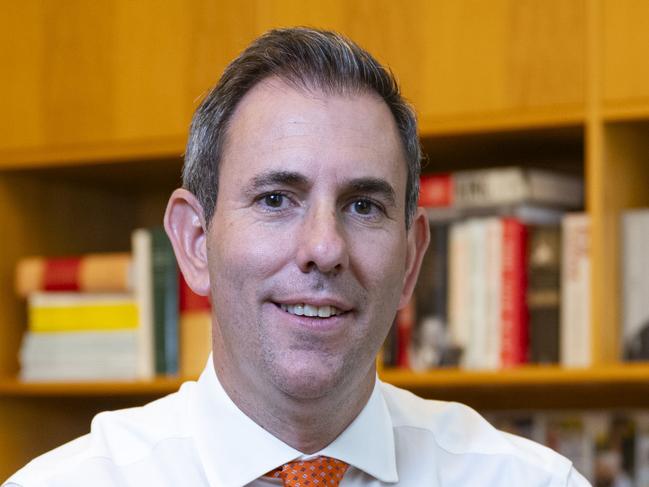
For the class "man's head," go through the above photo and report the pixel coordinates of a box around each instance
[182,27,421,229]
[165,28,429,432]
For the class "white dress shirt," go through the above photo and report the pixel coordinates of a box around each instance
[4,357,591,487]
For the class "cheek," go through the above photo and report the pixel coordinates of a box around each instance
[211,221,294,286]
[350,232,407,288]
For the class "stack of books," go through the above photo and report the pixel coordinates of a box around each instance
[15,227,212,381]
[384,166,591,370]
[17,252,140,380]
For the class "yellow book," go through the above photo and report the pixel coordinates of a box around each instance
[28,292,138,332]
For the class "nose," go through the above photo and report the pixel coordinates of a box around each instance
[296,204,349,275]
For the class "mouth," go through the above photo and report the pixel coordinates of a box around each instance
[275,302,347,318]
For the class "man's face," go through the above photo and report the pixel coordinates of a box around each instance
[207,78,413,400]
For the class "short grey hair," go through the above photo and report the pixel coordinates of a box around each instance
[183,27,421,228]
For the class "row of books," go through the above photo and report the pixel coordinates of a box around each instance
[485,410,649,487]
[15,227,212,381]
[383,166,589,370]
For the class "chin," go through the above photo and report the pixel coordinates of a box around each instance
[268,354,346,400]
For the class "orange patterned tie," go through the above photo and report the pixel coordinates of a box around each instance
[267,456,349,486]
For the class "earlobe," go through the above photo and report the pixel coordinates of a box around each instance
[164,188,211,296]
[398,207,430,309]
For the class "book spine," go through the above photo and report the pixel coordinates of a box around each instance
[16,253,132,297]
[500,218,528,367]
[411,221,452,369]
[381,319,398,368]
[179,272,211,312]
[151,227,179,375]
[448,221,471,366]
[179,273,212,377]
[132,228,155,380]
[395,299,414,368]
[419,173,453,207]
[27,293,138,332]
[527,224,561,364]
[466,219,489,369]
[451,167,583,209]
[560,213,591,367]
[484,218,503,369]
[622,209,649,361]
[431,223,457,366]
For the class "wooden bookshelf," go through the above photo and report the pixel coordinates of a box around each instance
[3,0,649,480]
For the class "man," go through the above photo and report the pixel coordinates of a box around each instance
[5,27,590,487]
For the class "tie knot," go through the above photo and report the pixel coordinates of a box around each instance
[269,456,348,486]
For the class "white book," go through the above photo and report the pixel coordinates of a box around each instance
[466,219,489,369]
[560,213,591,368]
[21,361,140,381]
[484,218,503,369]
[621,209,649,361]
[453,167,583,209]
[20,330,140,381]
[20,330,139,365]
[132,228,155,379]
[448,221,471,366]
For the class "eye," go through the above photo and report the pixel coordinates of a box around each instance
[348,198,384,219]
[352,199,374,215]
[256,191,295,213]
[263,193,285,208]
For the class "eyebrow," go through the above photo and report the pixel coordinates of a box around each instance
[243,170,397,207]
[244,170,309,194]
[343,177,397,207]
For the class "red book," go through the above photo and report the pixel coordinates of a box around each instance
[15,253,132,297]
[179,273,211,312]
[179,273,212,377]
[395,298,415,368]
[419,174,453,207]
[500,218,529,367]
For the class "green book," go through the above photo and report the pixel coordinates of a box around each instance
[151,227,179,375]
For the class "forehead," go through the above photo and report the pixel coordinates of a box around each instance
[219,77,407,192]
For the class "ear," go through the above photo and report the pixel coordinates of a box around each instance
[398,207,430,309]
[164,188,211,296]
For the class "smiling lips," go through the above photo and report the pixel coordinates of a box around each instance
[279,303,346,318]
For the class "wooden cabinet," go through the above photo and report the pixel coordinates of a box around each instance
[602,0,649,118]
[0,0,588,160]
[2,0,649,479]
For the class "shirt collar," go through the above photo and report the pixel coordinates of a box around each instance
[188,356,398,487]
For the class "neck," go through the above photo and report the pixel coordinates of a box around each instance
[213,356,376,454]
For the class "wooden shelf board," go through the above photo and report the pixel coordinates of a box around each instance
[419,107,585,137]
[603,100,649,122]
[380,364,649,388]
[0,376,189,397]
[0,135,186,170]
[2,363,649,399]
[380,364,649,409]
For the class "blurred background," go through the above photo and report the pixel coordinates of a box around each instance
[3,1,649,484]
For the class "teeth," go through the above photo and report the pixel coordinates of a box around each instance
[318,306,331,318]
[280,303,343,318]
[303,304,317,317]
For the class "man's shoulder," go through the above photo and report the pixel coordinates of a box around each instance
[379,381,584,485]
[4,384,195,487]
